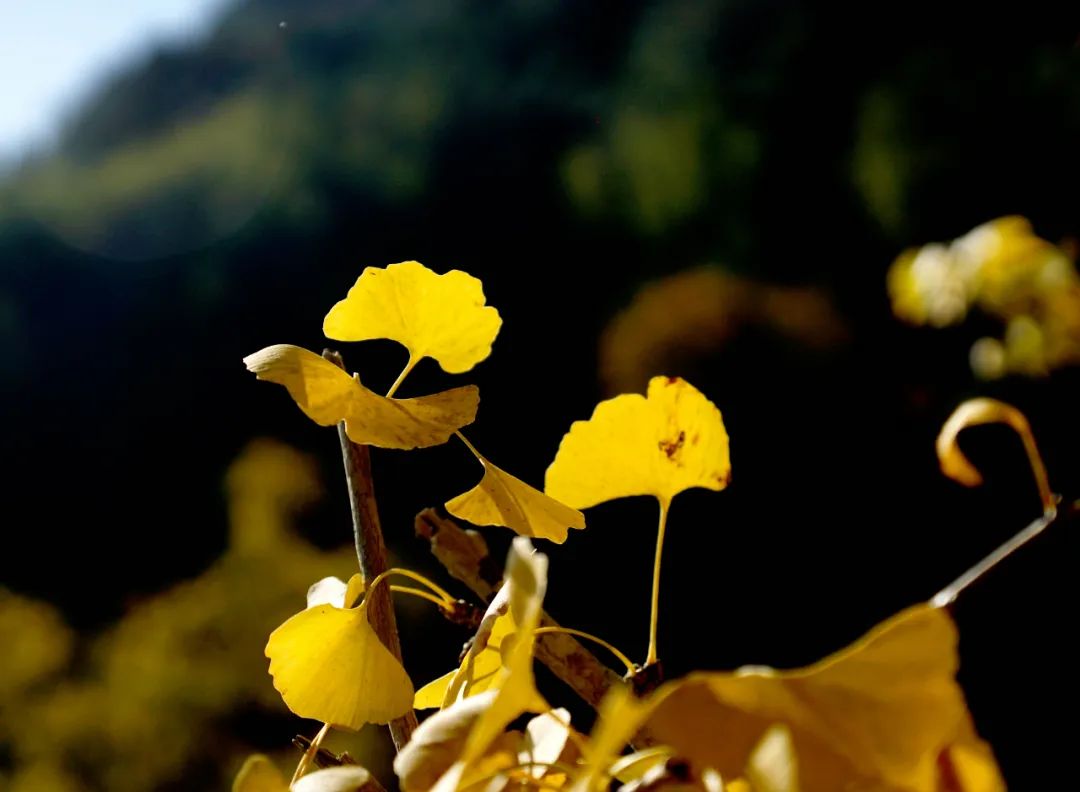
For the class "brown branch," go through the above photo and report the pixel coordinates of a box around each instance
[324,349,417,750]
[416,509,642,710]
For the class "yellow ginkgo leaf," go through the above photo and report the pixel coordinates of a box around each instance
[446,436,585,543]
[233,755,289,792]
[244,344,478,449]
[545,375,730,509]
[643,604,1004,792]
[265,597,414,730]
[323,261,503,374]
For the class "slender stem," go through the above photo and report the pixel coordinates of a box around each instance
[390,585,451,609]
[932,505,1059,607]
[646,498,670,666]
[385,354,418,398]
[322,349,417,751]
[291,722,331,784]
[454,430,484,462]
[366,567,456,606]
[533,627,635,674]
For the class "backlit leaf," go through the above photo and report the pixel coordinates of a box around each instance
[545,376,730,508]
[244,344,478,449]
[447,440,584,543]
[265,598,414,730]
[323,261,502,374]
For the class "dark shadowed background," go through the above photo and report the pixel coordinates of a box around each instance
[2,1,1080,789]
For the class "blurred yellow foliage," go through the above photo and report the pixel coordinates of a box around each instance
[600,266,846,394]
[887,216,1080,378]
[0,439,377,791]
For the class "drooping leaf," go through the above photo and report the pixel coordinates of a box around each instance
[266,598,414,730]
[244,344,478,449]
[545,376,730,508]
[323,261,502,374]
[447,441,584,543]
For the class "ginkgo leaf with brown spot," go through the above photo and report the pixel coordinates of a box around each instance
[265,593,414,730]
[323,261,503,375]
[545,375,729,509]
[447,437,584,543]
[244,344,478,449]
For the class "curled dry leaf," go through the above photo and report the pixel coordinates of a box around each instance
[244,344,479,449]
[545,376,730,509]
[447,439,585,543]
[936,397,1053,512]
[323,261,503,375]
[265,594,414,730]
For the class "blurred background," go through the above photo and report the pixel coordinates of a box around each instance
[2,1,1080,789]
